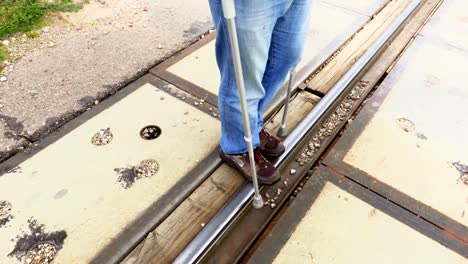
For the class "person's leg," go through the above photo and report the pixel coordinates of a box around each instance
[257,0,314,126]
[209,0,286,154]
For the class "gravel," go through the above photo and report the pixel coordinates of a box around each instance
[296,80,369,166]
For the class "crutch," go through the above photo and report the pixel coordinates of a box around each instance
[222,0,264,209]
[277,69,296,138]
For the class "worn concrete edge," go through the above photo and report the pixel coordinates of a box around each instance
[0,28,214,164]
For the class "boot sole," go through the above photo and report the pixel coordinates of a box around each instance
[258,147,286,161]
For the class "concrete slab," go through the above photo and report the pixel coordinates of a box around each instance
[162,0,371,97]
[273,183,464,264]
[297,0,370,71]
[321,0,388,16]
[418,0,468,50]
[334,36,468,226]
[0,82,220,263]
[167,40,219,96]
[322,18,468,240]
[250,167,466,263]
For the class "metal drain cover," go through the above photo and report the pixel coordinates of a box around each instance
[140,125,162,140]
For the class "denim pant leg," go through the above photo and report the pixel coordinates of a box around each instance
[258,0,314,123]
[209,0,284,154]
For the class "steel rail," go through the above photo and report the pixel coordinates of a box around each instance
[173,0,422,263]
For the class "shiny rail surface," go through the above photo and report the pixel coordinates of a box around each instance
[173,0,423,263]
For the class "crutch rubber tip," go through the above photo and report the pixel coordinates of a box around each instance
[252,195,264,209]
[277,126,288,138]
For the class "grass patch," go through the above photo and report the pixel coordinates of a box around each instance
[0,45,9,73]
[0,0,87,40]
[0,44,8,64]
[26,31,41,38]
[0,0,87,73]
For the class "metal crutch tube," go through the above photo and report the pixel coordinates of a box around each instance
[221,0,263,209]
[277,69,296,137]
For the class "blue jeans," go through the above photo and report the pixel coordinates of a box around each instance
[209,0,313,154]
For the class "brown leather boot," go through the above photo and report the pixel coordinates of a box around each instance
[220,149,281,185]
[258,129,286,158]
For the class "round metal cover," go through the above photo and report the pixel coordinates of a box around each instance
[140,125,162,140]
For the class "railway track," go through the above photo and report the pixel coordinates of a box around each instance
[174,1,422,263]
[118,0,448,263]
[0,0,455,263]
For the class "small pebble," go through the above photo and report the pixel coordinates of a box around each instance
[2,40,9,46]
[94,100,99,105]
[276,188,282,195]
[0,76,6,82]
[270,203,276,209]
[290,169,296,175]
[201,223,205,227]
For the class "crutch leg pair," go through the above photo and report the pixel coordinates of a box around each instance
[221,0,295,209]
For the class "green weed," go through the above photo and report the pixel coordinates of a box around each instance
[26,31,40,38]
[0,44,8,63]
[0,0,87,73]
[0,0,87,40]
